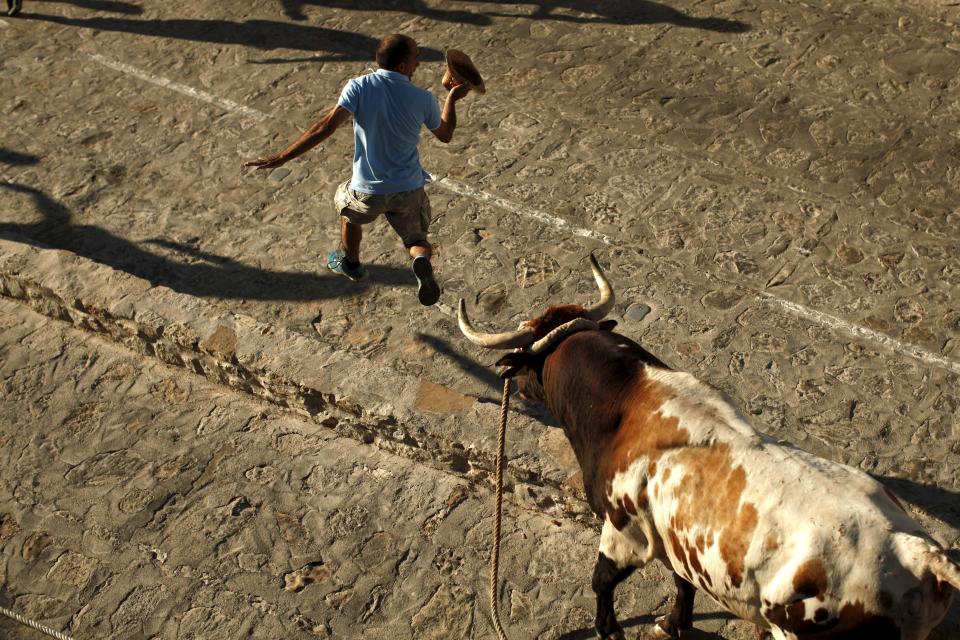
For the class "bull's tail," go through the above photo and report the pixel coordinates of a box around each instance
[927,549,960,590]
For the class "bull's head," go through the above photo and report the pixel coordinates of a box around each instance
[458,253,617,399]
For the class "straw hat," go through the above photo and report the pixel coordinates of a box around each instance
[443,49,486,94]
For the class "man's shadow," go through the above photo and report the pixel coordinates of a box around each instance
[474,0,750,32]
[23,13,443,62]
[0,181,413,301]
[0,149,40,167]
[278,0,491,25]
[31,0,142,14]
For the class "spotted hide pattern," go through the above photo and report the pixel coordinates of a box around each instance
[583,360,956,640]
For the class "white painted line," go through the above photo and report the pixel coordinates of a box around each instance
[433,176,614,245]
[88,54,268,122]
[758,292,960,375]
[83,54,960,375]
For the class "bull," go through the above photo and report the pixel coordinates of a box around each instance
[457,254,960,640]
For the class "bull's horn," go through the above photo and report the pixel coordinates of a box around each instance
[582,253,615,321]
[458,299,535,350]
[529,317,599,354]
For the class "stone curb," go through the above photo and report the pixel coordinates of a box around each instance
[0,237,593,524]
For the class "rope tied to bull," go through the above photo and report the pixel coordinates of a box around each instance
[489,377,511,640]
[0,605,76,640]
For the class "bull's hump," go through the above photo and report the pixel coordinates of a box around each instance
[642,368,762,446]
[611,372,688,456]
[602,367,741,471]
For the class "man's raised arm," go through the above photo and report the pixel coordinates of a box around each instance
[430,83,471,144]
[245,105,352,169]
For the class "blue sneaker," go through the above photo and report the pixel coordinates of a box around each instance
[413,256,441,306]
[326,249,367,282]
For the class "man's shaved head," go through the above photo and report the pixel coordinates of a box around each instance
[376,34,417,71]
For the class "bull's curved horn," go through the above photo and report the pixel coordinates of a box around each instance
[529,318,599,354]
[457,299,535,350]
[582,253,615,321]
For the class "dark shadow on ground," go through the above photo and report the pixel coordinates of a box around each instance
[876,475,960,531]
[557,609,733,640]
[33,0,142,14]
[475,0,750,32]
[23,14,442,61]
[416,332,560,424]
[0,149,40,166]
[278,0,490,25]
[0,181,412,301]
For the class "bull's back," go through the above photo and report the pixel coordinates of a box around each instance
[605,367,950,637]
[647,438,951,638]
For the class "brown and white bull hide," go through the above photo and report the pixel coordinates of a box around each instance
[458,255,960,640]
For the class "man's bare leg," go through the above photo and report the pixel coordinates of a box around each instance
[408,241,431,260]
[341,218,363,264]
[325,217,367,281]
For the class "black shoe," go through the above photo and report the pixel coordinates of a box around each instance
[412,256,440,306]
[7,0,22,16]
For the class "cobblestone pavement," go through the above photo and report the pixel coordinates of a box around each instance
[1,0,959,637]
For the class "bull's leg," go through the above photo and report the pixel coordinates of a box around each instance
[755,625,775,640]
[655,573,696,638]
[592,551,635,640]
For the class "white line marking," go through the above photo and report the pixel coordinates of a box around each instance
[433,176,614,245]
[85,55,960,374]
[88,54,268,122]
[758,292,960,375]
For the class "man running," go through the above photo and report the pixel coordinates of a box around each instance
[245,33,472,306]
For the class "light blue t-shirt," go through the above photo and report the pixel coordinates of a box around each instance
[337,69,442,195]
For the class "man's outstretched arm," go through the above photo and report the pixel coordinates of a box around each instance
[245,105,352,169]
[430,83,471,144]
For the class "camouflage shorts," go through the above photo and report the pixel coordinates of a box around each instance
[333,181,432,247]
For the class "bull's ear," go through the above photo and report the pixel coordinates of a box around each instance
[495,353,530,379]
[599,319,618,331]
[495,353,524,367]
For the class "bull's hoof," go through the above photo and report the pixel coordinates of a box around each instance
[595,627,625,640]
[651,616,681,639]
